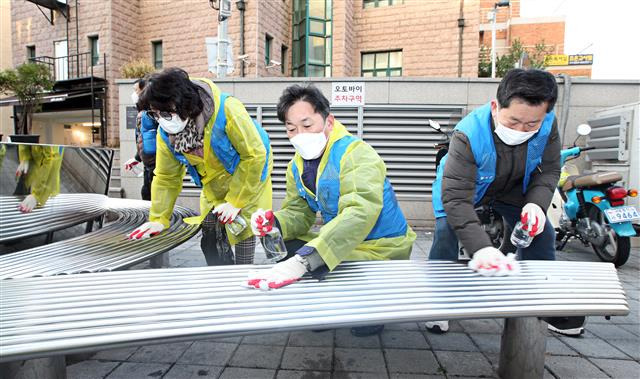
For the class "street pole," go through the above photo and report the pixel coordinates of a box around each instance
[491,8,497,78]
[216,0,232,78]
[491,1,510,78]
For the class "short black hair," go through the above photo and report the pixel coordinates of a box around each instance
[276,84,330,123]
[139,67,204,120]
[497,69,558,113]
[134,77,146,90]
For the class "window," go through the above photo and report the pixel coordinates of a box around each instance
[265,34,273,66]
[292,0,332,77]
[26,45,36,60]
[88,36,99,66]
[152,41,163,69]
[281,45,288,74]
[363,0,402,8]
[361,50,402,77]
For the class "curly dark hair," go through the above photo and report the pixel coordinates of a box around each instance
[276,84,330,123]
[497,69,558,113]
[139,67,204,120]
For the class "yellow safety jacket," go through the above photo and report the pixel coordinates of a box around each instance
[150,79,273,244]
[275,121,415,270]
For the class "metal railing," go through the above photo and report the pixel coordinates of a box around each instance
[29,52,106,82]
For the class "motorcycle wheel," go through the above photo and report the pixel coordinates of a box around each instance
[587,206,631,267]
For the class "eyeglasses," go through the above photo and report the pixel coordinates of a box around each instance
[147,110,176,121]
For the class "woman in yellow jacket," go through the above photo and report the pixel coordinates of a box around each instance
[128,68,272,266]
[16,144,64,212]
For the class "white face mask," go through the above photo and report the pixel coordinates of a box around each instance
[494,119,538,146]
[157,113,188,134]
[131,92,139,104]
[289,124,328,160]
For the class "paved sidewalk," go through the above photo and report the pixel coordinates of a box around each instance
[67,231,640,379]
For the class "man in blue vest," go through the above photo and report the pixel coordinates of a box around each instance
[124,78,157,201]
[247,85,416,336]
[428,68,584,337]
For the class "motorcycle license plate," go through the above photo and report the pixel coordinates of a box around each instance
[604,206,640,223]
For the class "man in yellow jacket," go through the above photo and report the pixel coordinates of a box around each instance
[247,85,415,336]
[128,68,272,266]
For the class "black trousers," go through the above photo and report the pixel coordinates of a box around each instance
[201,213,256,266]
[140,166,155,201]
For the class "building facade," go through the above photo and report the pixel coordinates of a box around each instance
[8,0,483,146]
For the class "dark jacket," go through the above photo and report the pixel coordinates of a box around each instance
[441,118,561,254]
[135,112,157,169]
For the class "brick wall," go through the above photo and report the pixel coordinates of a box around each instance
[256,0,291,77]
[332,0,355,77]
[138,0,217,77]
[352,0,479,77]
[510,21,564,54]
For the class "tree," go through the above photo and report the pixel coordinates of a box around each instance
[478,38,552,78]
[0,63,53,135]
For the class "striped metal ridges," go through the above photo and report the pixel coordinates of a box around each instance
[0,194,108,244]
[0,260,628,362]
[0,198,200,279]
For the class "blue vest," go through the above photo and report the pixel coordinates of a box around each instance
[211,93,271,182]
[432,103,555,218]
[159,93,271,188]
[139,111,157,155]
[291,135,408,240]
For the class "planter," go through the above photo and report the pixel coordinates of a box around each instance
[9,134,40,143]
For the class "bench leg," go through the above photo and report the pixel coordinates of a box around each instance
[150,253,170,268]
[498,317,547,379]
[0,356,66,379]
[85,220,94,234]
[45,232,54,244]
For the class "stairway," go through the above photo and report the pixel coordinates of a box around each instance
[108,149,124,198]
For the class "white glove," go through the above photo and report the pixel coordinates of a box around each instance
[213,202,241,224]
[521,203,545,236]
[468,247,520,276]
[124,158,143,176]
[16,160,29,177]
[127,221,165,240]
[18,194,38,213]
[251,208,275,237]
[245,255,308,290]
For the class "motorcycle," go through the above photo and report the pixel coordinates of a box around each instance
[428,119,507,256]
[548,124,639,267]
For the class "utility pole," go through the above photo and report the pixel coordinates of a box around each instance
[210,0,232,78]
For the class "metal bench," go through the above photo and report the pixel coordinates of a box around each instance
[0,194,108,245]
[0,198,200,279]
[0,260,628,379]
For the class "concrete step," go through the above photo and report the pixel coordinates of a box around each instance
[108,187,124,198]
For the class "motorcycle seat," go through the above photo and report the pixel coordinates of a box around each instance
[562,171,623,192]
